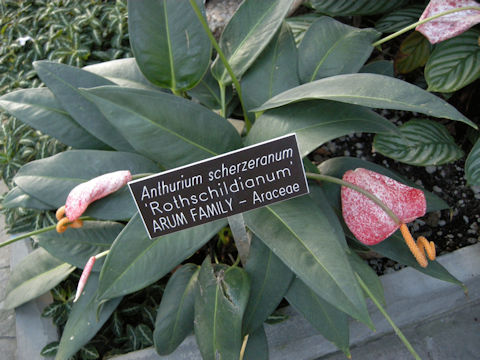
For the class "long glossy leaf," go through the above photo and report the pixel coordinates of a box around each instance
[348,251,385,306]
[298,17,380,82]
[2,186,53,210]
[253,73,476,128]
[13,150,160,219]
[370,232,464,288]
[310,0,406,15]
[34,221,124,271]
[0,88,106,149]
[97,215,226,300]
[373,119,463,166]
[2,248,75,309]
[241,23,299,112]
[425,30,480,93]
[55,273,122,360]
[243,236,294,335]
[243,326,269,360]
[246,100,397,157]
[154,264,199,355]
[285,278,350,355]
[33,61,134,151]
[375,5,425,33]
[317,157,449,213]
[243,196,371,326]
[84,58,163,91]
[465,137,480,186]
[395,31,432,74]
[128,0,211,92]
[194,259,250,360]
[83,86,243,168]
[211,0,295,85]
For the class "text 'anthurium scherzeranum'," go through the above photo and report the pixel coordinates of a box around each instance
[341,168,436,268]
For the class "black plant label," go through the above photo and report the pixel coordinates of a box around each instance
[129,134,309,239]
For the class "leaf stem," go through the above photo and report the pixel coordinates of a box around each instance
[239,334,249,360]
[356,274,421,360]
[305,172,401,225]
[372,6,480,47]
[219,82,227,118]
[0,216,95,249]
[188,0,252,132]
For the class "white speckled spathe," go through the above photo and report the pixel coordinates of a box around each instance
[341,168,426,245]
[416,0,480,44]
[65,170,132,221]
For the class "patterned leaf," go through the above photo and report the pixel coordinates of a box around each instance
[373,119,463,166]
[425,30,480,92]
[466,137,480,186]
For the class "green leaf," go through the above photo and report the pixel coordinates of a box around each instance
[246,100,397,157]
[317,157,449,213]
[373,119,464,166]
[285,13,323,45]
[2,186,53,210]
[33,61,134,151]
[375,5,425,33]
[425,30,480,93]
[82,86,243,168]
[187,69,233,110]
[154,264,199,355]
[285,278,350,356]
[348,251,385,306]
[111,312,124,337]
[13,150,159,219]
[41,341,59,357]
[55,273,122,360]
[298,17,380,82]
[241,23,299,112]
[194,259,250,360]
[2,248,75,309]
[84,58,163,91]
[211,0,295,85]
[243,196,371,326]
[360,60,394,77]
[34,221,124,271]
[370,232,464,288]
[97,215,226,300]
[127,324,140,351]
[243,236,294,335]
[395,31,432,74]
[80,345,99,360]
[137,324,153,346]
[0,88,106,149]
[253,73,476,128]
[243,326,269,360]
[466,137,480,186]
[310,0,407,15]
[128,0,211,92]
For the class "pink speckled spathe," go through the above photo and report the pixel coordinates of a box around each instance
[341,168,426,245]
[416,0,480,44]
[65,170,132,221]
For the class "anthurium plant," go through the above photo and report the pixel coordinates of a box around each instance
[0,1,478,359]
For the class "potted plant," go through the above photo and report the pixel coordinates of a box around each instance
[0,0,479,359]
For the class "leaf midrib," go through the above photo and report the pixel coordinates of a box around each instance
[265,205,359,312]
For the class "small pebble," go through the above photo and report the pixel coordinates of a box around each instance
[425,166,436,174]
[439,220,446,226]
[433,185,442,193]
